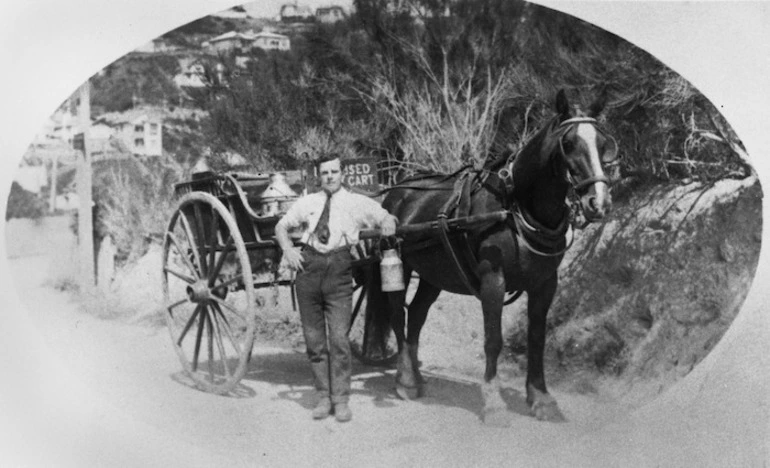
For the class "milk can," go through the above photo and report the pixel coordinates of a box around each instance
[380,243,405,292]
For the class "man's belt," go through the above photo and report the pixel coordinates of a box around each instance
[299,243,351,256]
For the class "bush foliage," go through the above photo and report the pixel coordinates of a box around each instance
[91,55,182,112]
[181,0,749,181]
[6,182,45,220]
[90,0,752,261]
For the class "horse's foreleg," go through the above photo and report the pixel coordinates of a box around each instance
[526,274,565,422]
[393,277,440,400]
[478,266,511,426]
[387,266,415,399]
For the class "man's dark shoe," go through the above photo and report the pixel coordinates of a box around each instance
[312,399,332,420]
[334,403,352,423]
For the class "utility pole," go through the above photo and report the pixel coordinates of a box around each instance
[75,81,95,291]
[48,151,58,213]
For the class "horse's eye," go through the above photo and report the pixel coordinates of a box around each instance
[562,140,574,154]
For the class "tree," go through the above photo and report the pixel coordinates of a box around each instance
[6,182,45,220]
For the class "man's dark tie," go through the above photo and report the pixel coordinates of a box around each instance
[314,191,331,244]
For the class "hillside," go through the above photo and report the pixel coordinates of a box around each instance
[514,176,762,399]
[43,1,764,394]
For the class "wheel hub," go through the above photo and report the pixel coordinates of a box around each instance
[186,280,211,303]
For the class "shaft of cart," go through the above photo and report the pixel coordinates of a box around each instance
[358,210,509,240]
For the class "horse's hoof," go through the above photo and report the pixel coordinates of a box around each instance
[531,400,566,422]
[396,384,420,400]
[482,408,513,427]
[396,373,417,389]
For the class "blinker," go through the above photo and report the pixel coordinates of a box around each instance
[601,135,619,164]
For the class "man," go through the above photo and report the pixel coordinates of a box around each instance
[275,154,397,422]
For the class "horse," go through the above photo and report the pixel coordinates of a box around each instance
[366,89,618,424]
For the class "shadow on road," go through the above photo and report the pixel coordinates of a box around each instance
[236,349,532,421]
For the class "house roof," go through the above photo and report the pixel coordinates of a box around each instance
[254,32,289,40]
[316,6,345,14]
[280,4,314,17]
[208,31,251,43]
[95,107,164,126]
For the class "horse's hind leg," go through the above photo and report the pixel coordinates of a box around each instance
[526,274,565,422]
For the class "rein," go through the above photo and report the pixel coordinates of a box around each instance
[373,166,470,197]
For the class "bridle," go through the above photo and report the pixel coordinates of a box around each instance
[489,116,619,253]
[496,116,619,198]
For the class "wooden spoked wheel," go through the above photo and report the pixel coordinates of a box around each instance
[348,281,398,366]
[162,192,256,394]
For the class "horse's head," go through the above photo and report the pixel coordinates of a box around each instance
[551,89,617,221]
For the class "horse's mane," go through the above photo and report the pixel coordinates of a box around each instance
[483,115,560,171]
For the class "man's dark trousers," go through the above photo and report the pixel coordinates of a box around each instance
[295,247,354,404]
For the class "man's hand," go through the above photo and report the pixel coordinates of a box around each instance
[280,246,305,272]
[380,214,398,237]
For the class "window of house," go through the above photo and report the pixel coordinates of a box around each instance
[149,123,159,135]
[135,124,144,133]
[134,138,145,147]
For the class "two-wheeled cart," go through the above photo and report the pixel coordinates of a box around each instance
[161,169,396,394]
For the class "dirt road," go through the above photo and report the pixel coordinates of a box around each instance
[1,219,767,467]
[0,252,625,467]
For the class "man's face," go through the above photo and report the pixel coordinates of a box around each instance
[319,158,342,194]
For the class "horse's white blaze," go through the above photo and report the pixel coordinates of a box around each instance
[575,123,603,177]
[576,122,609,211]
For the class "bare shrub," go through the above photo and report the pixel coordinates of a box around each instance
[95,157,187,264]
[360,47,516,173]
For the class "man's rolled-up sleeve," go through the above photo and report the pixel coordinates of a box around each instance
[277,198,305,230]
[355,195,392,228]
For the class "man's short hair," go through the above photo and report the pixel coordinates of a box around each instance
[315,153,340,169]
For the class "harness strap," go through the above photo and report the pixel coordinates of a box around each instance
[504,290,524,305]
[571,174,610,191]
[431,168,482,297]
[437,168,472,218]
[512,206,574,257]
[436,214,481,298]
[559,116,597,126]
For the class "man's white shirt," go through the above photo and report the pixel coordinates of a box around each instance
[277,188,390,253]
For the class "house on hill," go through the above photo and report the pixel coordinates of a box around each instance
[253,32,290,51]
[280,3,315,23]
[203,30,291,53]
[316,6,346,23]
[94,107,163,157]
[86,123,134,161]
[204,31,254,54]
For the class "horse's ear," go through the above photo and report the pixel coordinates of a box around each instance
[588,90,607,117]
[555,89,570,118]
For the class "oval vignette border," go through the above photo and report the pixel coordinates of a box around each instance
[0,0,768,464]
